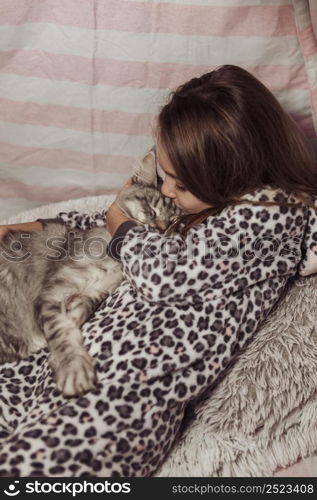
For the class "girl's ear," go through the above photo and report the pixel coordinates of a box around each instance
[132,147,158,187]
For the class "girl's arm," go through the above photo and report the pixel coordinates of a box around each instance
[0,211,108,240]
[0,183,133,240]
[106,201,134,236]
[0,177,135,242]
[105,202,141,262]
[0,210,108,239]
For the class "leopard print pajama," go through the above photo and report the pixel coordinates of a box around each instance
[0,186,312,476]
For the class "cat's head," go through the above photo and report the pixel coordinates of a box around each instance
[116,182,183,231]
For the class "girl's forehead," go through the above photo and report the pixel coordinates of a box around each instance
[155,141,168,163]
[155,145,178,179]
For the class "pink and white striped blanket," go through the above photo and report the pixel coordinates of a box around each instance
[0,0,316,219]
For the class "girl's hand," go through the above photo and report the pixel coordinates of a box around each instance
[0,226,8,240]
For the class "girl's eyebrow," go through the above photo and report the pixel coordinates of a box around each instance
[162,168,178,180]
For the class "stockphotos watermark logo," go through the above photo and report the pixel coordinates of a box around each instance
[3,480,131,496]
[0,230,302,264]
[4,481,20,496]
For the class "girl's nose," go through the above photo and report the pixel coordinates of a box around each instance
[161,178,176,199]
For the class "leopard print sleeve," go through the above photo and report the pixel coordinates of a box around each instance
[49,209,107,230]
[120,222,223,304]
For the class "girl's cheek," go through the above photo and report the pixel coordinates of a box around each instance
[176,197,192,213]
[179,198,205,214]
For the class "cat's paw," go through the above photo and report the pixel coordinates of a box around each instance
[54,352,97,397]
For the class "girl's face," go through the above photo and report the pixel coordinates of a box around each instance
[156,144,213,214]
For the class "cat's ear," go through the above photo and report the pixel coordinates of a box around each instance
[131,147,158,187]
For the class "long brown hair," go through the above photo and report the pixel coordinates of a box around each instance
[156,65,317,236]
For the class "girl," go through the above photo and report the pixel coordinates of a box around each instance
[0,65,317,477]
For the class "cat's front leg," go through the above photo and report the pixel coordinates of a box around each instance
[49,348,97,397]
[36,298,98,397]
[65,293,108,326]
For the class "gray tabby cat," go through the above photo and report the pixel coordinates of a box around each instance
[0,179,181,397]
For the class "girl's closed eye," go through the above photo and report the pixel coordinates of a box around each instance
[175,184,187,192]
